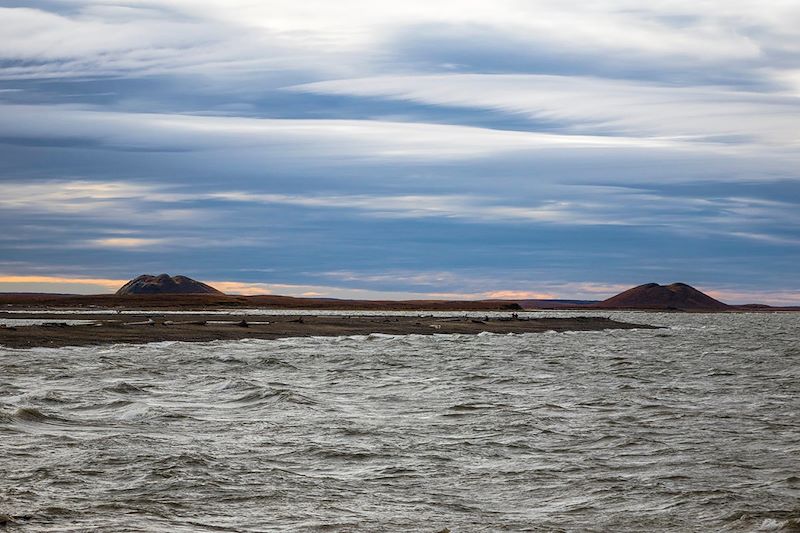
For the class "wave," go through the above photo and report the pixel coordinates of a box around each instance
[22,390,71,404]
[725,509,800,531]
[12,406,69,423]
[103,381,149,394]
[2,312,798,531]
[257,356,298,369]
[224,388,318,406]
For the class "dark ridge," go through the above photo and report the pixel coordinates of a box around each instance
[115,274,223,296]
[0,292,526,311]
[517,299,600,309]
[595,282,729,310]
[0,293,78,296]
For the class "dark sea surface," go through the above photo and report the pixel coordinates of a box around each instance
[1,311,799,532]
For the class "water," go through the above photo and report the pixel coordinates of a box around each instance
[1,312,799,532]
[0,319,99,327]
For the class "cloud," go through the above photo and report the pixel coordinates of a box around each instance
[83,237,172,249]
[4,1,795,82]
[211,188,800,244]
[0,103,699,163]
[0,5,315,80]
[3,181,799,248]
[0,180,179,211]
[323,270,467,287]
[210,191,597,224]
[1,1,799,301]
[726,232,800,246]
[293,74,800,147]
[483,290,556,300]
[0,180,206,226]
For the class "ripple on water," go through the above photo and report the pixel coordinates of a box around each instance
[0,312,799,531]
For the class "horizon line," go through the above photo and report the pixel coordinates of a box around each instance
[0,274,799,307]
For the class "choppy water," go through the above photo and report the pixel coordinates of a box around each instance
[1,312,799,532]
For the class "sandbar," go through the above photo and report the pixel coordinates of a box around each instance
[0,312,657,349]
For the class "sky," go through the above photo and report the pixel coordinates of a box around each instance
[0,1,799,304]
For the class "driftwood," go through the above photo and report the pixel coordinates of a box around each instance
[123,318,155,326]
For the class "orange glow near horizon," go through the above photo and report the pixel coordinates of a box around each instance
[208,281,274,295]
[0,275,127,291]
[483,290,557,300]
[0,275,798,305]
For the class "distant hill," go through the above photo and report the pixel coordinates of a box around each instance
[596,282,729,310]
[115,274,223,296]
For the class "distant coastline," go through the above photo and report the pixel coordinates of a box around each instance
[6,276,797,313]
[0,292,797,313]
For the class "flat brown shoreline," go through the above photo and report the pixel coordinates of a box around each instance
[0,313,658,349]
[0,293,526,311]
[2,293,797,312]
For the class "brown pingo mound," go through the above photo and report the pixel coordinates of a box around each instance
[596,282,729,310]
[115,274,223,296]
